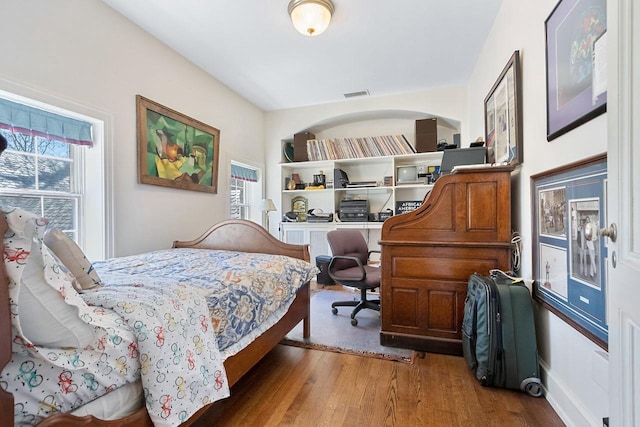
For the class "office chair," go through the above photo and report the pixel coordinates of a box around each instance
[326,229,381,326]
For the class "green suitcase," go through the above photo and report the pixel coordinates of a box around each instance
[462,270,543,397]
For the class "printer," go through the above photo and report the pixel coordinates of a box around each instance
[339,199,369,222]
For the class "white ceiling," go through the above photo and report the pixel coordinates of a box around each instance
[101,0,503,111]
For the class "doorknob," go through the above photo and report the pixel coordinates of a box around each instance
[584,222,617,243]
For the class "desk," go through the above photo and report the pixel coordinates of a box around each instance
[379,166,513,355]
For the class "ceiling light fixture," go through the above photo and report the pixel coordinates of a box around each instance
[288,0,334,37]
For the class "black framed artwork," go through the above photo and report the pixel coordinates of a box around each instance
[484,51,523,166]
[545,0,607,141]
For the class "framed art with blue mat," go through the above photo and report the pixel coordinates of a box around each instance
[531,153,608,350]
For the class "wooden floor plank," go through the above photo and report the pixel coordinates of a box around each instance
[197,345,564,426]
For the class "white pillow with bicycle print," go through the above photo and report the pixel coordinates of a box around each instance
[2,206,96,349]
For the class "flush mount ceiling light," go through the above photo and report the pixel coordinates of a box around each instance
[288,0,334,37]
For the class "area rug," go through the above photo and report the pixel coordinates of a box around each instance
[281,289,415,363]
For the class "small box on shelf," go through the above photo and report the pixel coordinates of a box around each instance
[294,131,315,162]
[415,118,438,153]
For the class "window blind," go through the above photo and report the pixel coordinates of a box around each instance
[231,164,258,182]
[0,98,94,147]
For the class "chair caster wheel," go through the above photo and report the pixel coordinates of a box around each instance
[351,318,358,326]
[332,307,338,315]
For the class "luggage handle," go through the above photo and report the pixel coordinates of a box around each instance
[489,269,523,284]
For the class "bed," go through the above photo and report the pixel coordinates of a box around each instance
[0,210,315,427]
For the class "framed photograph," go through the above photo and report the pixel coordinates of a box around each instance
[531,153,608,349]
[484,51,523,166]
[545,0,607,141]
[136,95,220,193]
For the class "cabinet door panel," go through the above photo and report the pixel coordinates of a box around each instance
[283,229,305,245]
[389,287,420,328]
[309,229,330,260]
[387,278,463,337]
[427,290,457,331]
[465,181,498,231]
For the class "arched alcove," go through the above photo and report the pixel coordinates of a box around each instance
[304,110,459,134]
[282,109,461,162]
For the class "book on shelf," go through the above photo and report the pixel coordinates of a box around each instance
[305,135,415,161]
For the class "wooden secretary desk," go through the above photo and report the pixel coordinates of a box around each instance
[379,166,514,355]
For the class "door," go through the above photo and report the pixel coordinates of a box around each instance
[608,1,640,425]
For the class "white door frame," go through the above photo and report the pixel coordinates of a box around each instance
[607,1,640,425]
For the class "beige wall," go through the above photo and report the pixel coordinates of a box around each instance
[467,0,609,425]
[1,0,265,257]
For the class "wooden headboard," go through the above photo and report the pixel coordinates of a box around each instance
[173,219,310,262]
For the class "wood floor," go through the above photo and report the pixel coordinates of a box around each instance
[195,344,564,426]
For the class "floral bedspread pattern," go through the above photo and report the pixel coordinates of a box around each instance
[93,248,318,356]
[82,279,230,426]
[1,208,229,426]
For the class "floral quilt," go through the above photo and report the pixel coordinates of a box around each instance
[93,248,318,357]
[82,279,230,426]
[4,279,230,427]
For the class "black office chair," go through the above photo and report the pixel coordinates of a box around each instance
[326,229,381,326]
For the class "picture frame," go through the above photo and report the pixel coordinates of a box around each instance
[531,153,608,350]
[291,196,308,222]
[484,50,523,166]
[136,95,220,193]
[545,0,607,141]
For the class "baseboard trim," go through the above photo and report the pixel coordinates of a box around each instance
[539,358,601,427]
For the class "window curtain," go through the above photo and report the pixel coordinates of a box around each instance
[0,98,94,147]
[231,164,258,182]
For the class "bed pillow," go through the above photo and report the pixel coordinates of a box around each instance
[43,227,102,291]
[3,207,97,349]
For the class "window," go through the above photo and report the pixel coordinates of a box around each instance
[0,93,107,260]
[0,131,84,238]
[230,162,258,220]
[229,176,249,219]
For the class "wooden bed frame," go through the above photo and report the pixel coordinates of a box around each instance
[0,219,311,426]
